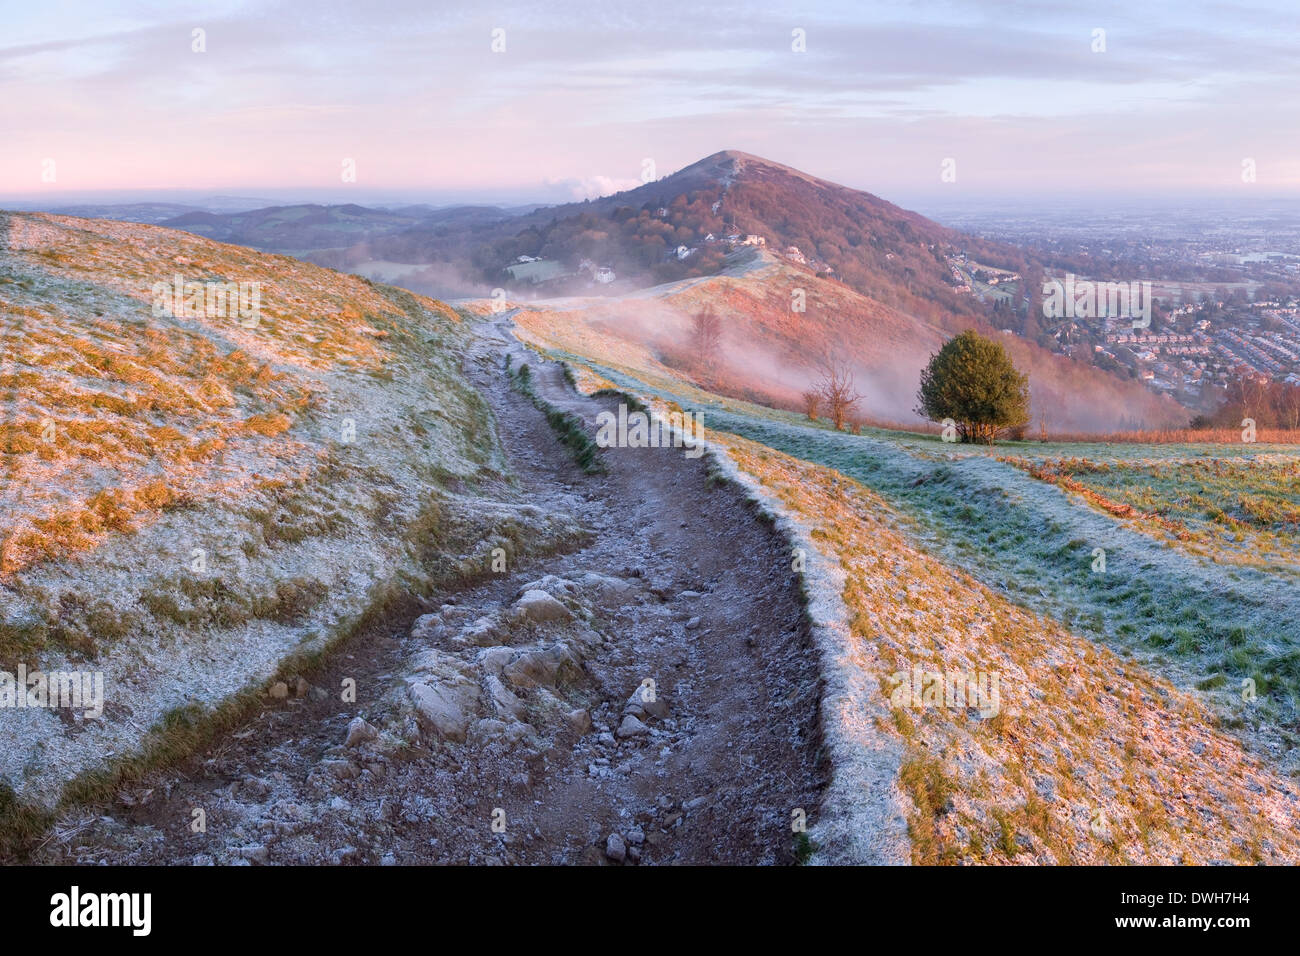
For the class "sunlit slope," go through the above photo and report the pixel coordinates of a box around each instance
[719,432,1300,864]
[0,211,525,805]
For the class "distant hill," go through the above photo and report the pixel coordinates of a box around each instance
[511,248,1187,433]
[158,202,519,254]
[120,152,1191,419]
[343,150,1027,310]
[139,152,1029,312]
[43,202,206,224]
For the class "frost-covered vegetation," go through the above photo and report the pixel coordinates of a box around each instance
[518,311,1300,862]
[645,387,1300,736]
[0,212,579,822]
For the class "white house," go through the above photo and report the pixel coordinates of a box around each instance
[594,266,616,284]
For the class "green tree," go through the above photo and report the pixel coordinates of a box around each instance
[916,330,1030,444]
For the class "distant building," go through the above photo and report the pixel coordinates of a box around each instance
[742,235,766,247]
[594,266,616,284]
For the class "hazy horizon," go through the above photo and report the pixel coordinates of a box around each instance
[9,178,1300,210]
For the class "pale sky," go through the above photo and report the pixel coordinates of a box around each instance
[3,0,1299,204]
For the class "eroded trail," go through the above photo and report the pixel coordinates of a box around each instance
[42,317,824,865]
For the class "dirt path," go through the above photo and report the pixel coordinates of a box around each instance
[40,316,825,865]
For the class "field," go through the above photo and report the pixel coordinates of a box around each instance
[999,454,1300,570]
[5,207,1299,863]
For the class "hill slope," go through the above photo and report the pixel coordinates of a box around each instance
[0,211,571,810]
[342,149,1023,311]
[510,249,1185,432]
[150,152,1184,426]
[159,203,518,255]
[517,306,1300,864]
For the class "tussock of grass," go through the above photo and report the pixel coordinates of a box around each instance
[900,755,958,864]
[508,363,605,473]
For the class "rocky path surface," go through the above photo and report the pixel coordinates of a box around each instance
[43,317,825,865]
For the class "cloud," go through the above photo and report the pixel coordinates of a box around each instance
[2,0,1298,197]
[546,175,643,201]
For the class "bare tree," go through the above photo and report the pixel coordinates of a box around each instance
[814,354,863,431]
[801,389,822,421]
[1239,375,1267,421]
[690,306,723,370]
[1031,388,1049,442]
[1280,384,1300,431]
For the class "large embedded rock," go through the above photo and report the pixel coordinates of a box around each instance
[409,612,448,642]
[512,589,573,624]
[485,675,527,721]
[344,717,379,748]
[478,645,515,676]
[455,615,506,647]
[575,571,637,611]
[408,676,480,742]
[616,714,650,739]
[502,643,582,689]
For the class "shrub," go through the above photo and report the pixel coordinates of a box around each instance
[916,330,1030,445]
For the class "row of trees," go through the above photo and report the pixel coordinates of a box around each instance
[1192,377,1300,430]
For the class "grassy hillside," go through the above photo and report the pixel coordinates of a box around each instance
[719,431,1300,863]
[0,212,576,815]
[519,309,1300,862]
